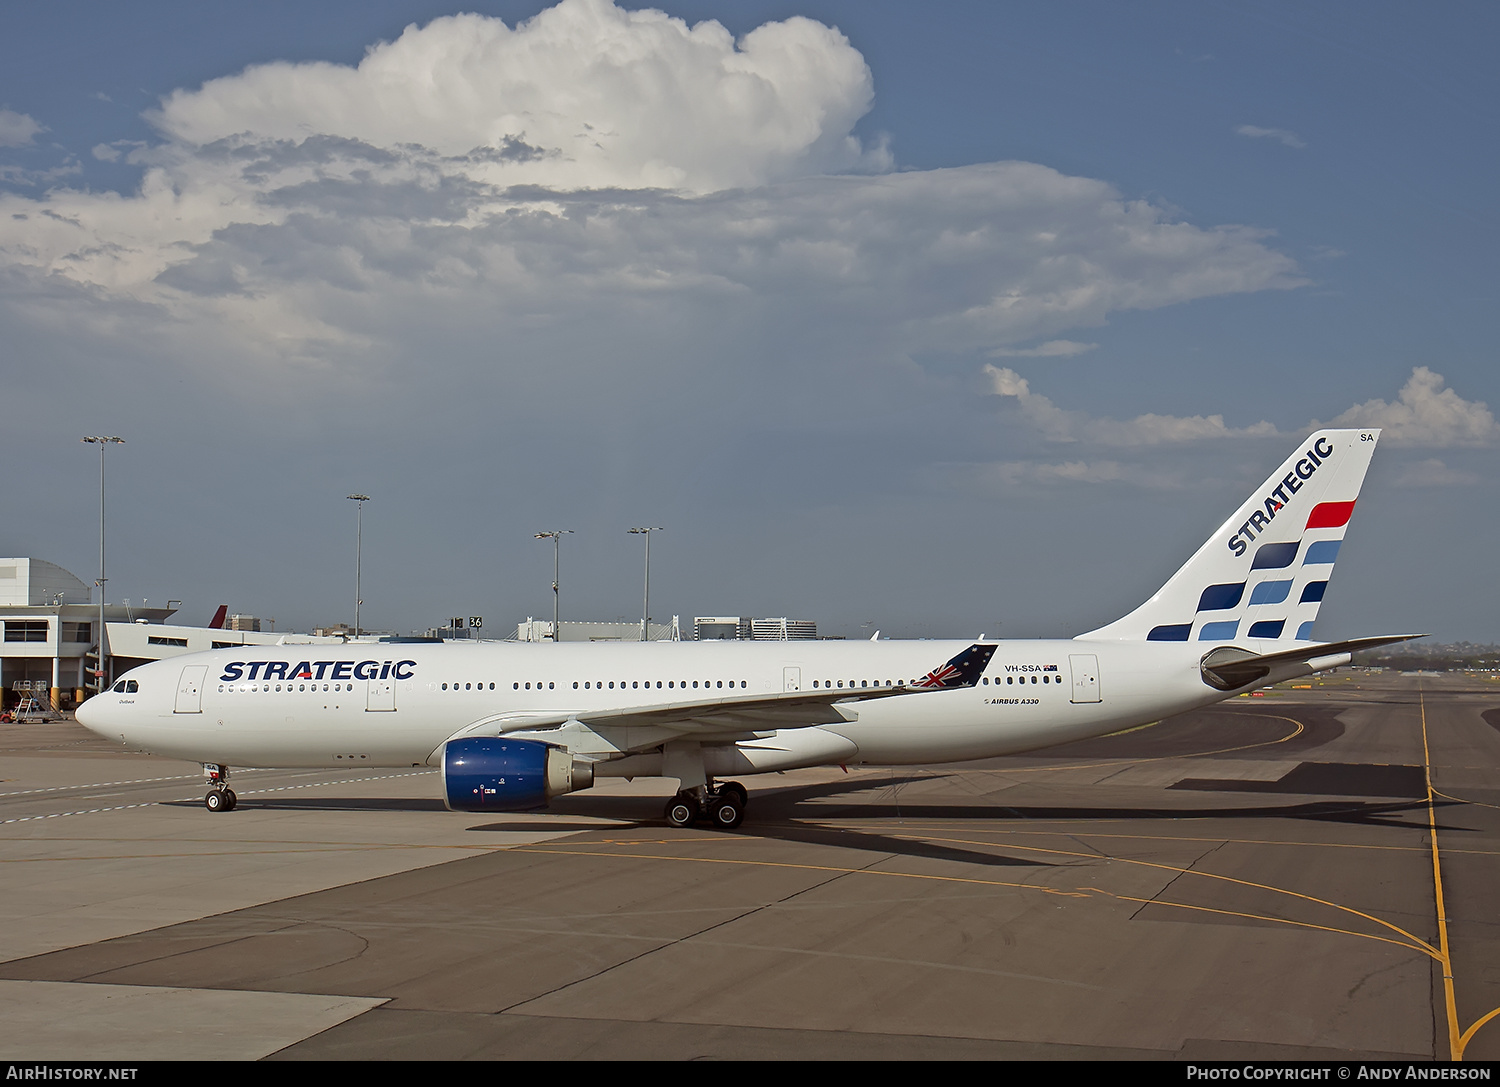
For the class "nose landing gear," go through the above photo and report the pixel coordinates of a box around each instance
[664,780,746,830]
[202,763,237,812]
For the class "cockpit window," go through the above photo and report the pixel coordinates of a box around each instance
[112,681,126,693]
[125,680,138,693]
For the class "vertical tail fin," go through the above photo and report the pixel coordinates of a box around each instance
[1079,429,1380,644]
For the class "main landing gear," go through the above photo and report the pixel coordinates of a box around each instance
[203,763,237,813]
[665,780,747,830]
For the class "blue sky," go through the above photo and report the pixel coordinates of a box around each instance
[2,1,1495,641]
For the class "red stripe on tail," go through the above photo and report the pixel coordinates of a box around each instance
[1306,500,1356,530]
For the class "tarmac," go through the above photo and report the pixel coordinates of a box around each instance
[1,671,1497,1061]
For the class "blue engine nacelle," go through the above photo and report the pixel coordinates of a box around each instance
[442,737,592,812]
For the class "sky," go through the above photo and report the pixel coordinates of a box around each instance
[1,0,1496,642]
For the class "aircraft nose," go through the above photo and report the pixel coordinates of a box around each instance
[75,693,109,735]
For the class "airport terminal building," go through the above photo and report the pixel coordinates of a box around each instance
[0,558,290,711]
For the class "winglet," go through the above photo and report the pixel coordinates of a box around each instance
[913,643,996,689]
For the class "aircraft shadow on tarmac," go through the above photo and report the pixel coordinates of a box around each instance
[160,753,1469,876]
[763,778,1469,842]
[475,770,1468,870]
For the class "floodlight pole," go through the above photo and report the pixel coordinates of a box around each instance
[534,530,573,641]
[348,495,370,637]
[81,436,123,689]
[628,527,663,641]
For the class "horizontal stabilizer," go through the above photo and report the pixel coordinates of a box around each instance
[1200,634,1426,691]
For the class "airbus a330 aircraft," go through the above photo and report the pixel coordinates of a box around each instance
[78,429,1415,828]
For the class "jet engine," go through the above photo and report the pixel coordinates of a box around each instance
[441,737,593,812]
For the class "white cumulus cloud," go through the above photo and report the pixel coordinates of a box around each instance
[0,1,1305,401]
[1393,458,1480,487]
[0,109,44,147]
[1236,124,1306,149]
[983,364,1278,445]
[988,339,1097,358]
[1322,367,1499,447]
[983,459,1134,486]
[149,0,885,194]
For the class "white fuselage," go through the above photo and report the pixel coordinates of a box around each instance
[78,637,1234,777]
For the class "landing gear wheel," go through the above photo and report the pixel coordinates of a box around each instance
[205,789,228,813]
[665,795,699,827]
[710,795,744,829]
[223,789,238,812]
[718,781,748,807]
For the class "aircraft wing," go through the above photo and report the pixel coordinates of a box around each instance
[1200,634,1425,691]
[448,643,997,740]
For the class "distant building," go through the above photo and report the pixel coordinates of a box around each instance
[426,621,477,640]
[228,614,261,632]
[694,616,751,641]
[514,617,682,642]
[695,616,817,641]
[751,617,817,640]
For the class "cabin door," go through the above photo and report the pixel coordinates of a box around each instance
[174,665,207,713]
[1069,654,1101,703]
[366,677,396,711]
